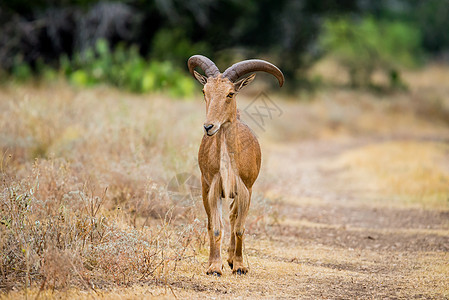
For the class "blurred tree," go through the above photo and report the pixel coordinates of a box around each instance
[406,0,449,55]
[0,0,448,88]
[354,0,449,56]
[0,0,359,84]
[320,16,422,88]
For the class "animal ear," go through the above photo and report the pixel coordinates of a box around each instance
[234,73,256,92]
[193,70,208,85]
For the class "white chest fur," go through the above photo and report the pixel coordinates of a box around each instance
[219,134,238,200]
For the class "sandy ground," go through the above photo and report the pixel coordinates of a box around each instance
[161,138,449,299]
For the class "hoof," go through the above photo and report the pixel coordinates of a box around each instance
[206,263,223,276]
[206,270,222,277]
[232,267,248,275]
[228,261,233,269]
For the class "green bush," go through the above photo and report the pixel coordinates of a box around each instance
[320,16,423,88]
[61,39,195,97]
[4,39,195,98]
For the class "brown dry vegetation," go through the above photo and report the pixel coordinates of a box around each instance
[1,64,449,299]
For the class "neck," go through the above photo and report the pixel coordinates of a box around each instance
[219,118,238,154]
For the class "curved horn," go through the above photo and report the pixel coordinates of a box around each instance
[188,55,220,78]
[222,59,284,87]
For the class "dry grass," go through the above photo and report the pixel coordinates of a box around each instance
[327,141,449,209]
[0,83,207,292]
[1,64,449,298]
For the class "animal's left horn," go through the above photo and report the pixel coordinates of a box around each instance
[188,55,220,78]
[222,59,284,87]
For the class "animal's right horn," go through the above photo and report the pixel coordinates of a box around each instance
[188,55,220,78]
[222,59,284,87]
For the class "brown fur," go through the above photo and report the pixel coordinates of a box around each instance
[189,55,283,276]
[197,75,261,275]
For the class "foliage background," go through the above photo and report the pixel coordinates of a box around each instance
[1,0,449,92]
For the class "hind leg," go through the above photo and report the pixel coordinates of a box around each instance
[232,188,251,275]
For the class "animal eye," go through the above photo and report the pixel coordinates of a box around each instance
[202,90,205,96]
[227,92,234,98]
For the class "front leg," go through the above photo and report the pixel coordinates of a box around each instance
[204,175,223,276]
[206,224,223,276]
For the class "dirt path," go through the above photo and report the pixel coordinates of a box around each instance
[158,137,449,299]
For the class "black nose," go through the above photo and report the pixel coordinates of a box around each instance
[204,124,214,132]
